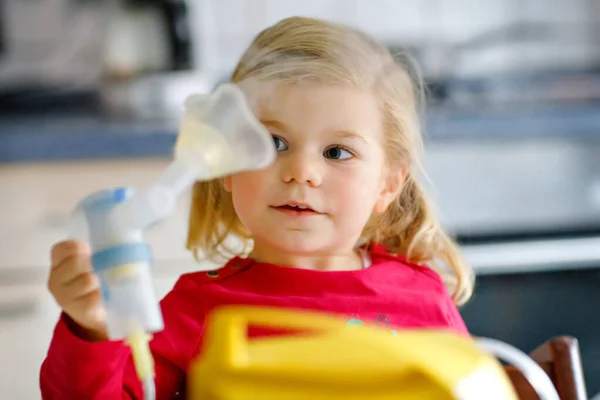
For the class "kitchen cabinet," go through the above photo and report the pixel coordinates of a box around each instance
[461,266,600,396]
[0,274,181,400]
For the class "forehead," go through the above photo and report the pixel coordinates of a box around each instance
[253,82,383,137]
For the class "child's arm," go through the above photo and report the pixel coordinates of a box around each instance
[40,241,202,399]
[40,302,187,399]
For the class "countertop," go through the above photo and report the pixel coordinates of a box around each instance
[0,115,178,162]
[1,103,600,163]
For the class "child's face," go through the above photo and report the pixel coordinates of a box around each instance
[224,83,403,256]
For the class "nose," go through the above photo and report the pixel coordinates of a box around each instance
[280,149,323,187]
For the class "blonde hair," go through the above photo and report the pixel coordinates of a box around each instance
[187,16,474,305]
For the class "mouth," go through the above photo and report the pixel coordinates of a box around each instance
[271,202,321,216]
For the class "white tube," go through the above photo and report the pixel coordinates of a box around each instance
[109,159,206,232]
[476,337,560,400]
[142,376,156,400]
[107,186,174,232]
[155,159,204,196]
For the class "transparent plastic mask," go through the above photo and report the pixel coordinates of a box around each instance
[104,83,276,233]
[177,82,275,179]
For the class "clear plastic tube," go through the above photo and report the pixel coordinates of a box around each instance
[142,376,156,400]
[108,161,200,232]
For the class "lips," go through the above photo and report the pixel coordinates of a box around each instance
[278,204,313,211]
[271,202,321,216]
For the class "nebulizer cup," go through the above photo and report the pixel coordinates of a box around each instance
[70,83,275,400]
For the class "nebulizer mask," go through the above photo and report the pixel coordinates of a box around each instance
[70,83,275,400]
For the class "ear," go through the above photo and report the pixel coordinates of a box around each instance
[372,166,407,214]
[222,175,232,192]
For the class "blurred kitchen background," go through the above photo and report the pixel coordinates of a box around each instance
[1,0,599,398]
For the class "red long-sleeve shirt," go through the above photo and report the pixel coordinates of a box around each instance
[40,245,469,399]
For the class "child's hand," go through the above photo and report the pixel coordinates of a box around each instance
[48,241,109,341]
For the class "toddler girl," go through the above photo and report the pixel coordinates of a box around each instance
[41,16,474,399]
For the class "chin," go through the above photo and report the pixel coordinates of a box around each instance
[265,233,329,255]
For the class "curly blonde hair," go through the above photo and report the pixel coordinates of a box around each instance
[186,16,474,305]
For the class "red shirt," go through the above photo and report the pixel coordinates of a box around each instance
[40,245,468,399]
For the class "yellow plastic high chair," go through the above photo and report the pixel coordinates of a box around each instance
[187,306,518,399]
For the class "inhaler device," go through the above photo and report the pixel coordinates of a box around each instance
[71,83,276,399]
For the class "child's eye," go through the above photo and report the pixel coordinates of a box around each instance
[272,135,288,152]
[324,146,353,160]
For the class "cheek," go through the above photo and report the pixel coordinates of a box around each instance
[330,165,383,210]
[231,172,262,202]
[229,170,270,221]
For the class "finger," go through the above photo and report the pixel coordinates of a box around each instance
[65,272,101,300]
[53,273,101,309]
[51,240,90,269]
[51,255,94,286]
[70,291,107,323]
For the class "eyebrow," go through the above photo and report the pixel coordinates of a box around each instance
[334,130,368,144]
[262,119,369,144]
[261,119,288,131]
